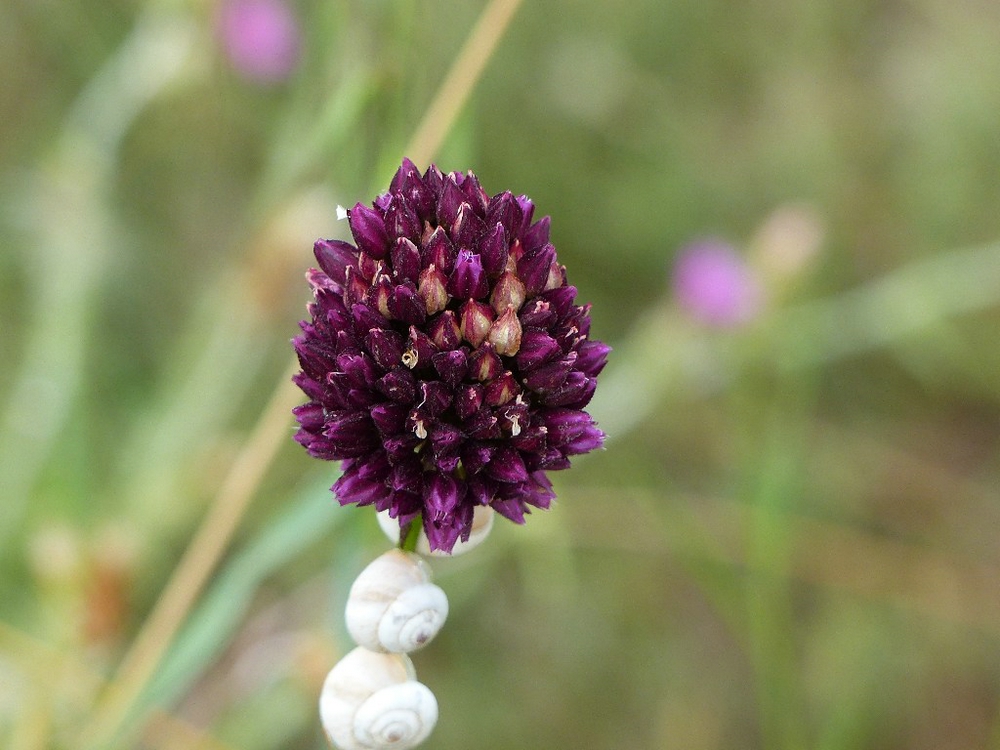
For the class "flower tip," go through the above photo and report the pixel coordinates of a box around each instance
[460,299,494,348]
[349,202,390,259]
[448,251,488,301]
[313,239,356,284]
[488,307,522,357]
[392,157,422,188]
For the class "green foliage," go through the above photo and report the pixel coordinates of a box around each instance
[3,0,1000,748]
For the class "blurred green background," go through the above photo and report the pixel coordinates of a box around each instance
[3,0,1000,748]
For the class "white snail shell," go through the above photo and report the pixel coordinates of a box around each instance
[320,647,437,750]
[376,506,495,557]
[345,550,448,653]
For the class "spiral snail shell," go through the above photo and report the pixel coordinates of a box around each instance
[376,506,495,557]
[344,550,448,653]
[320,646,437,750]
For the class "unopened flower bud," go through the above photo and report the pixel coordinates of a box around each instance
[468,343,502,382]
[516,330,561,370]
[484,370,519,406]
[452,202,487,248]
[366,328,404,370]
[358,251,380,282]
[390,158,436,219]
[342,265,368,306]
[418,264,450,315]
[486,191,523,237]
[313,239,356,284]
[454,383,484,420]
[460,171,489,215]
[448,250,488,300]
[427,309,461,349]
[348,202,389,259]
[544,262,566,291]
[436,176,465,228]
[575,339,611,378]
[422,227,456,273]
[387,283,426,324]
[490,272,526,314]
[391,237,421,282]
[523,214,550,252]
[516,195,535,236]
[543,407,605,454]
[480,223,509,278]
[385,194,421,242]
[431,349,468,386]
[367,274,393,318]
[517,243,556,297]
[350,302,387,340]
[488,306,522,357]
[460,299,494,347]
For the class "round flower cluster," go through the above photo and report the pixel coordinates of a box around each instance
[292,160,608,552]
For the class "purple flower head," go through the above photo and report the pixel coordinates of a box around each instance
[672,238,763,327]
[293,160,608,553]
[217,0,301,84]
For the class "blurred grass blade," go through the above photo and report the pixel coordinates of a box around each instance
[106,477,342,746]
[257,71,378,211]
[0,10,195,543]
[595,240,1000,442]
[776,240,1000,369]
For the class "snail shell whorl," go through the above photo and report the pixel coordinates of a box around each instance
[345,550,449,653]
[320,647,437,750]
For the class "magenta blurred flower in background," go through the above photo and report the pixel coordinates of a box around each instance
[672,238,763,327]
[217,0,301,84]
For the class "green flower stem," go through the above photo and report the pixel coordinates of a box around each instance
[401,518,423,553]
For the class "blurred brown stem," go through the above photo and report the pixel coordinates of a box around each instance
[78,359,301,749]
[406,0,524,168]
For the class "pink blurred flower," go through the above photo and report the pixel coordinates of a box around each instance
[217,0,301,84]
[672,239,762,327]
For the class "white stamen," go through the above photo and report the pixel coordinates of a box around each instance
[414,419,428,440]
[336,205,348,221]
[510,414,522,437]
